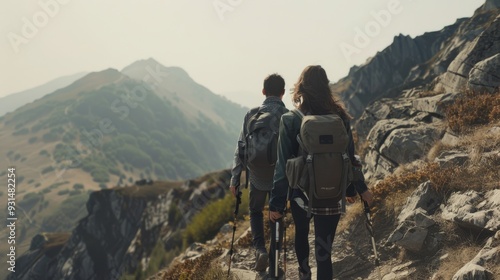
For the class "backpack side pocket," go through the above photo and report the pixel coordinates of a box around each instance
[286,156,307,189]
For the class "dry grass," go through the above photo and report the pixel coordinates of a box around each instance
[337,202,363,234]
[427,141,446,161]
[446,90,500,134]
[371,162,454,216]
[431,246,482,280]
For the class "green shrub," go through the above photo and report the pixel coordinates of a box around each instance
[92,170,109,183]
[168,203,183,226]
[41,166,55,174]
[42,129,60,142]
[13,128,30,136]
[182,188,249,248]
[144,241,170,278]
[57,190,69,196]
[28,136,38,144]
[19,192,44,212]
[73,183,84,190]
[99,183,107,189]
[69,190,82,196]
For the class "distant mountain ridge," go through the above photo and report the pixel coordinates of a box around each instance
[0,72,88,117]
[1,59,246,182]
[0,59,246,277]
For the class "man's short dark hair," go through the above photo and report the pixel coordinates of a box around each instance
[263,74,285,97]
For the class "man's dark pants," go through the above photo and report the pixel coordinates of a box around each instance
[250,184,283,276]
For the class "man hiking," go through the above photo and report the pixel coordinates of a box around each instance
[230,73,288,278]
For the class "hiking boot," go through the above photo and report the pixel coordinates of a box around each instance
[298,268,311,280]
[254,249,269,272]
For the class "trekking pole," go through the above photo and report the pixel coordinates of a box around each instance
[360,196,382,280]
[275,220,280,278]
[283,191,290,279]
[227,188,242,278]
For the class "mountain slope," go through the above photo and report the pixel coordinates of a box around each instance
[122,58,245,133]
[0,72,88,117]
[0,61,246,278]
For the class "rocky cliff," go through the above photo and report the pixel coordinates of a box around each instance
[332,1,499,118]
[351,3,500,182]
[9,170,232,280]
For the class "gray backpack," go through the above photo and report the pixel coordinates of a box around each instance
[286,109,352,216]
[244,106,287,182]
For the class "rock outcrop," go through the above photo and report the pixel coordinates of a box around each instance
[452,231,500,280]
[441,189,500,233]
[9,170,231,280]
[332,4,499,118]
[435,14,500,93]
[387,182,443,254]
[359,92,449,181]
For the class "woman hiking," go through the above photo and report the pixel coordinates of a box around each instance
[269,65,373,280]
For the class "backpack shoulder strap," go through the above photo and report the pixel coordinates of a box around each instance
[245,107,261,136]
[290,109,304,120]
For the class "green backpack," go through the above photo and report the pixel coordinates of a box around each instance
[286,109,353,216]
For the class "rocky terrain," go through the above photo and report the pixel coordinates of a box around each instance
[8,170,233,280]
[148,1,500,279]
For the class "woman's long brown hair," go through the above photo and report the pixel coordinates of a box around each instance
[292,65,351,120]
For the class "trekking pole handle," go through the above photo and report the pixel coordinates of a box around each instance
[234,190,242,215]
[359,193,371,214]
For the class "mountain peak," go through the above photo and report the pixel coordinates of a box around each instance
[121,58,190,80]
[71,68,123,87]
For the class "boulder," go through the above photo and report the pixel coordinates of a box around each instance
[387,182,443,254]
[452,263,493,280]
[398,181,443,223]
[453,231,500,280]
[379,125,443,165]
[389,207,439,253]
[441,130,460,146]
[435,15,500,93]
[441,190,500,232]
[411,93,458,117]
[382,261,417,280]
[469,53,500,93]
[364,150,397,181]
[434,150,470,168]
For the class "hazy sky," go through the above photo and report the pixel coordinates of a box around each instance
[1,0,485,108]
